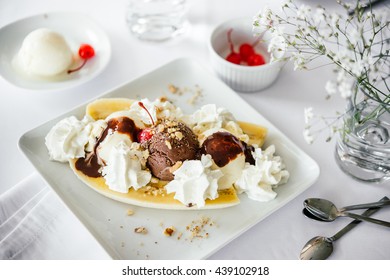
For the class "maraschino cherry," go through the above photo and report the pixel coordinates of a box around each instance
[239,43,255,61]
[225,29,241,65]
[68,44,95,74]
[247,53,265,66]
[137,102,155,143]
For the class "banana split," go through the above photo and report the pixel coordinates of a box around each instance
[45,97,289,209]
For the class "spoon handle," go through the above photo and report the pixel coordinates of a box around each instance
[330,197,389,241]
[342,210,390,228]
[342,200,390,212]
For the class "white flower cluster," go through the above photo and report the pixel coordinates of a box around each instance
[253,0,390,144]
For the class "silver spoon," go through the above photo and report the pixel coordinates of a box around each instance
[305,198,390,213]
[304,198,390,227]
[300,197,389,260]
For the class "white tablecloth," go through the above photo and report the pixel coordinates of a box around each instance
[0,0,389,260]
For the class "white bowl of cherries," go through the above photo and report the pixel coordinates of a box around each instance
[209,17,284,93]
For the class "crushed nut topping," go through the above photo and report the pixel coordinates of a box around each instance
[168,84,179,94]
[134,227,148,234]
[186,216,214,240]
[159,95,168,102]
[163,226,176,236]
[165,140,172,150]
[174,131,183,140]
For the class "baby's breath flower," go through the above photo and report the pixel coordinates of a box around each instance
[297,4,311,20]
[338,80,354,99]
[330,12,341,27]
[253,6,273,35]
[325,81,337,96]
[281,0,292,8]
[304,107,314,124]
[291,52,306,70]
[313,7,326,25]
[268,34,286,61]
[303,129,314,144]
[253,0,390,143]
[349,28,361,46]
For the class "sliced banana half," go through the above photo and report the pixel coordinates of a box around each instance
[69,159,240,210]
[86,98,135,120]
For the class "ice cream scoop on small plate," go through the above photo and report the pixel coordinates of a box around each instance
[0,12,111,90]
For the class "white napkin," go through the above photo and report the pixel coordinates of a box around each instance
[0,173,110,260]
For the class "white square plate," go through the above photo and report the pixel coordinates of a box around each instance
[19,58,320,259]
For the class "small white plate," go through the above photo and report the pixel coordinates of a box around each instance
[0,12,111,90]
[19,58,320,259]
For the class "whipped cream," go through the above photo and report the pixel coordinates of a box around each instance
[102,142,151,193]
[98,131,133,164]
[188,104,248,143]
[235,145,289,201]
[223,120,249,143]
[165,154,223,208]
[45,116,91,162]
[129,98,183,125]
[187,104,234,134]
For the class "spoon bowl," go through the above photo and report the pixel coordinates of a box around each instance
[304,198,340,221]
[302,208,331,222]
[300,236,333,260]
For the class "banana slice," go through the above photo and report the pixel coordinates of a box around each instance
[86,98,135,120]
[69,159,240,210]
[238,121,267,147]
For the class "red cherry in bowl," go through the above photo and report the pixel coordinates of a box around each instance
[239,43,255,62]
[226,52,241,64]
[225,29,241,65]
[247,53,265,66]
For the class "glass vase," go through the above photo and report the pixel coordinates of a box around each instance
[335,91,390,183]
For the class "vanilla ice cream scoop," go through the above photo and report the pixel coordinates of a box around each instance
[200,130,252,189]
[16,28,73,77]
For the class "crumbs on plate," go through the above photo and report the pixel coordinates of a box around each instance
[167,83,203,105]
[134,227,148,234]
[163,226,176,237]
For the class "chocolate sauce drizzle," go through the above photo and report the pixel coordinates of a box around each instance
[200,131,255,167]
[75,117,141,178]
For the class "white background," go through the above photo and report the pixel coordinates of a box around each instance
[0,0,389,260]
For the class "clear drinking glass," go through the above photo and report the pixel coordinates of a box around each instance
[335,93,390,183]
[126,0,189,42]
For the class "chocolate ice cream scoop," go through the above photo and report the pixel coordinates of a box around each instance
[145,120,199,181]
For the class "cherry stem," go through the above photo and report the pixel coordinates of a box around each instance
[252,30,266,48]
[67,59,88,74]
[227,28,235,53]
[252,37,261,48]
[138,102,155,126]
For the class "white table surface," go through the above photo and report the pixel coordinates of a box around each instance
[0,0,389,260]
